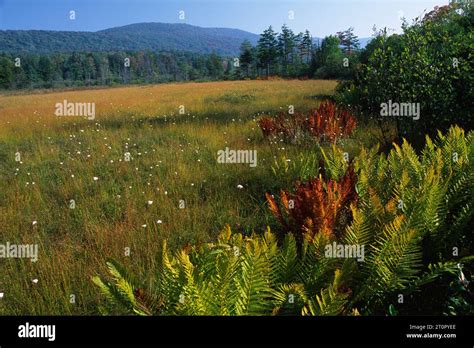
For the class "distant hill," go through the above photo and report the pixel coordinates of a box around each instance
[0,23,371,55]
[358,37,372,48]
[312,37,372,49]
[0,23,260,56]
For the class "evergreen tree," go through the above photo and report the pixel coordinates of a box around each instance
[257,26,278,77]
[336,27,360,54]
[299,30,313,64]
[277,24,296,76]
[239,40,254,78]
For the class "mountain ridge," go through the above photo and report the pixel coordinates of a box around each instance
[0,22,371,55]
[0,23,260,55]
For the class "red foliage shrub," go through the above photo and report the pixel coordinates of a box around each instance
[258,112,307,143]
[266,166,357,243]
[306,101,356,143]
[257,116,278,137]
[258,101,356,144]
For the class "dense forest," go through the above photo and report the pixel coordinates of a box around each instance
[0,25,361,89]
[0,50,230,88]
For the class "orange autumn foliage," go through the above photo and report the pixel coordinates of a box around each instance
[266,166,357,243]
[258,101,356,143]
[306,101,356,142]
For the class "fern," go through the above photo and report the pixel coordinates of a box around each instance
[92,260,150,315]
[303,270,349,316]
[258,101,356,144]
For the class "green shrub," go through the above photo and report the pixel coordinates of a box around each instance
[336,3,474,148]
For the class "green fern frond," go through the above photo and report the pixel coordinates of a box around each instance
[234,241,273,315]
[92,259,149,315]
[302,269,349,316]
[320,144,349,180]
[271,283,307,315]
[271,233,299,284]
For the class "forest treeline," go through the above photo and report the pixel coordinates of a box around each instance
[0,25,361,89]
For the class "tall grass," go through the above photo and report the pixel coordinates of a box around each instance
[0,79,380,314]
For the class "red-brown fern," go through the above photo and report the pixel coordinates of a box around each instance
[266,166,357,243]
[257,116,278,137]
[306,101,356,142]
[258,101,356,143]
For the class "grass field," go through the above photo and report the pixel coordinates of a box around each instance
[0,79,379,314]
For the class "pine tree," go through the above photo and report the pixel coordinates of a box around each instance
[336,27,360,55]
[299,30,313,64]
[277,24,296,77]
[239,40,254,78]
[257,26,278,77]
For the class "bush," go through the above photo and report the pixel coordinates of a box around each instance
[336,3,474,148]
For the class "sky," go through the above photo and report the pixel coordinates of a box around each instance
[0,0,449,37]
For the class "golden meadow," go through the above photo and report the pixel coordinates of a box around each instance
[0,79,372,314]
